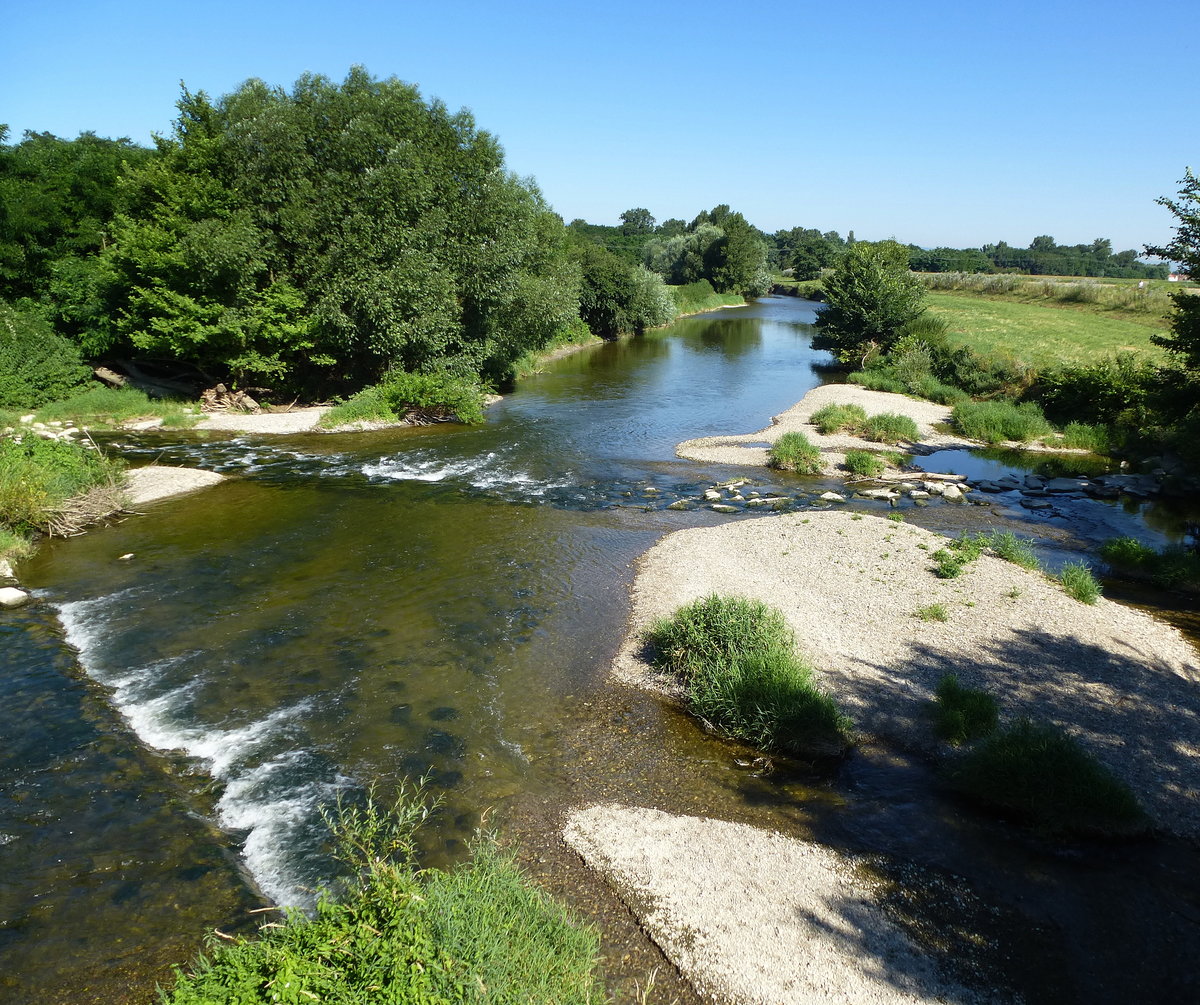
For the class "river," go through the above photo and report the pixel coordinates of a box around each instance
[2,296,1198,1003]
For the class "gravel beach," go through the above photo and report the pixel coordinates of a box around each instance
[125,465,226,505]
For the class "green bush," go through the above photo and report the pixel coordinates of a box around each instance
[1037,354,1157,426]
[913,374,970,405]
[810,402,867,434]
[1098,536,1157,567]
[0,435,124,534]
[645,595,852,757]
[861,412,920,444]
[768,431,823,473]
[946,719,1147,836]
[1057,421,1111,453]
[843,449,886,477]
[0,301,92,409]
[1059,561,1102,604]
[1098,535,1200,589]
[914,603,949,622]
[322,370,487,428]
[848,369,906,394]
[932,674,998,745]
[932,534,984,578]
[952,400,1052,444]
[162,786,606,1004]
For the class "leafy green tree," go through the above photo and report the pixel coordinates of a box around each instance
[1146,169,1200,370]
[619,207,655,235]
[813,240,926,363]
[0,300,91,408]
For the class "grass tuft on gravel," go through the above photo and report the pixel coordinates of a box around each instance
[1059,561,1102,604]
[843,449,887,477]
[946,719,1148,836]
[645,595,852,758]
[810,402,868,435]
[860,412,920,444]
[767,431,823,474]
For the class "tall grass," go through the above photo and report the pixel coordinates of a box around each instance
[860,413,920,444]
[932,674,999,745]
[1100,536,1200,590]
[946,719,1147,836]
[810,402,867,434]
[645,595,852,757]
[767,431,823,473]
[1059,561,1102,604]
[670,279,745,315]
[979,530,1041,570]
[34,386,198,428]
[842,449,886,477]
[321,371,487,428]
[162,786,607,1004]
[952,400,1052,444]
[0,436,125,535]
[919,271,1176,320]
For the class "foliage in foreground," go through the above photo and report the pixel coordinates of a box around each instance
[645,595,852,758]
[946,719,1147,836]
[767,431,823,474]
[0,435,124,535]
[162,787,605,1005]
[932,674,998,745]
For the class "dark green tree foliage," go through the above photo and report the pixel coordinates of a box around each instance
[1146,169,1200,370]
[0,300,91,408]
[103,69,578,391]
[813,240,926,363]
[642,206,769,296]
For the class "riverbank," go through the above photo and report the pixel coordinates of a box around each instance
[575,508,1200,1001]
[677,383,1088,471]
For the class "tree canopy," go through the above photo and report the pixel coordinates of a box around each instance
[1146,169,1200,370]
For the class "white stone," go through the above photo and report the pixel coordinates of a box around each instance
[909,489,930,499]
[128,418,165,431]
[942,484,964,502]
[819,491,846,503]
[19,414,34,423]
[0,587,30,609]
[0,558,15,579]
[117,553,135,561]
[703,489,721,501]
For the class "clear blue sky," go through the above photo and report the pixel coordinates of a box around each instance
[3,0,1192,253]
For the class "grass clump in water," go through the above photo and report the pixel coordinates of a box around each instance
[951,400,1052,444]
[162,785,607,1004]
[810,402,867,435]
[932,674,998,745]
[645,595,852,757]
[321,370,486,428]
[843,449,887,477]
[946,719,1147,836]
[1099,536,1200,590]
[860,412,920,444]
[1059,561,1102,604]
[767,431,823,474]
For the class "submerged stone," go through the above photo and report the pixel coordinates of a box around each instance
[0,587,30,609]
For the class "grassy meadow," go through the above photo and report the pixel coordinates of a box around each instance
[925,292,1166,368]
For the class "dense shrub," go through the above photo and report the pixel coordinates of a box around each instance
[645,595,851,757]
[163,787,606,1004]
[946,719,1147,836]
[810,402,867,434]
[1099,537,1200,589]
[1036,354,1157,426]
[0,301,91,409]
[321,370,486,428]
[952,400,1052,443]
[768,431,823,473]
[1056,422,1111,453]
[932,675,999,745]
[860,412,920,444]
[843,449,886,477]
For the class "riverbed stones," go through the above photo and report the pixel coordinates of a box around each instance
[818,491,845,503]
[704,489,722,502]
[667,500,691,510]
[0,559,15,580]
[0,587,31,609]
[941,484,964,503]
[710,504,740,514]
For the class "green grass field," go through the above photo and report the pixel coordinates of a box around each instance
[926,293,1166,368]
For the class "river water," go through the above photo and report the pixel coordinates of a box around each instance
[3,297,1198,1003]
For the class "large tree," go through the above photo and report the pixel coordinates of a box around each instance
[1146,169,1200,370]
[812,240,925,363]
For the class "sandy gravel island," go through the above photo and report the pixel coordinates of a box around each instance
[565,804,989,1005]
[125,465,225,506]
[192,407,330,434]
[614,510,1200,836]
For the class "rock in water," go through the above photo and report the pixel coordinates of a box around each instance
[0,587,30,609]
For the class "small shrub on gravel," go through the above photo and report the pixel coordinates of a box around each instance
[1059,561,1102,604]
[932,674,998,745]
[645,595,852,758]
[768,431,823,474]
[843,450,886,477]
[946,719,1148,836]
[860,413,920,444]
[810,403,867,435]
[914,603,949,623]
[932,535,984,578]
